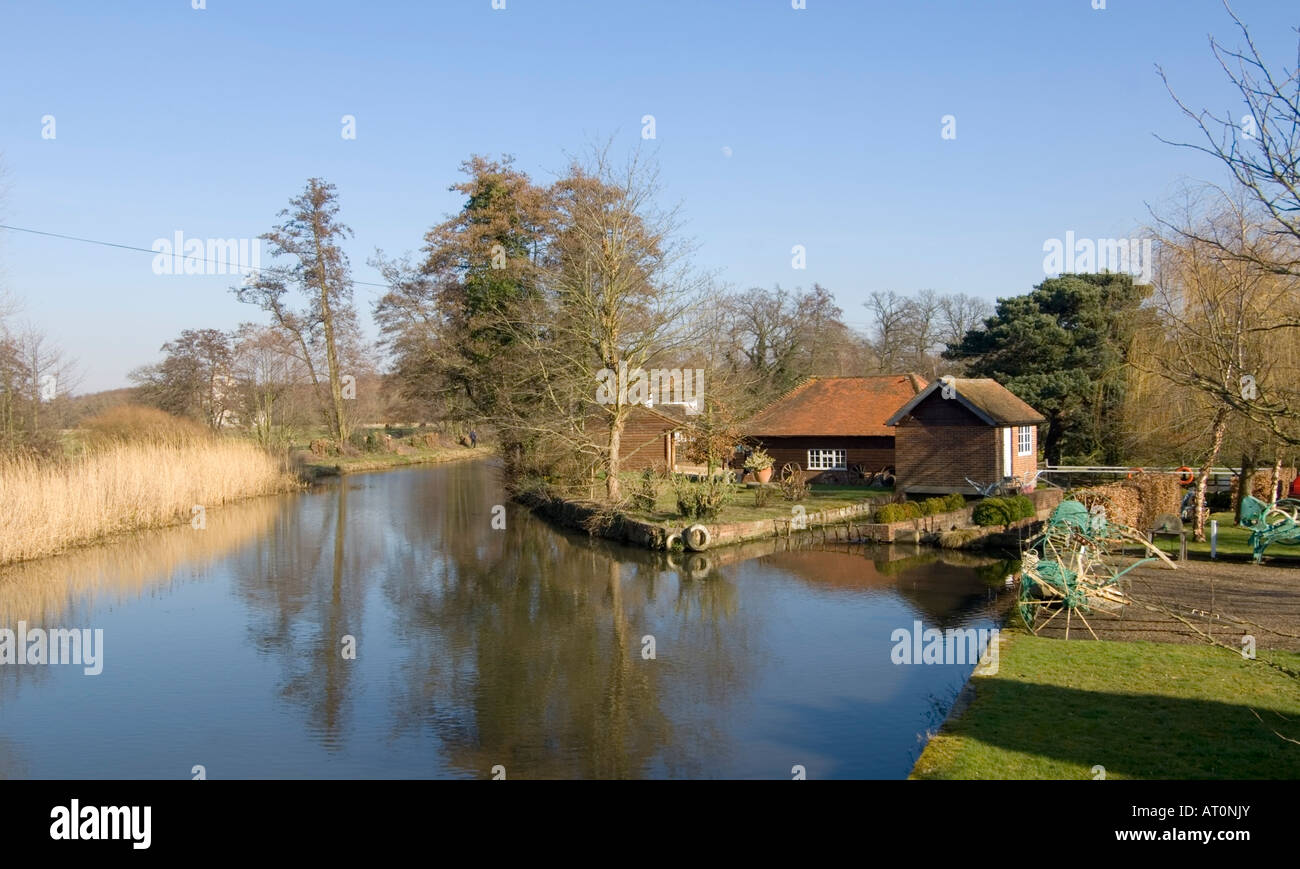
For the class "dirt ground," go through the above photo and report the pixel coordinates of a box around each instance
[1030,554,1300,651]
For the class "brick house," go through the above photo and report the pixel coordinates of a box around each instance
[745,375,927,483]
[885,377,1045,495]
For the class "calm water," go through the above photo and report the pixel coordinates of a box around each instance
[0,460,1014,779]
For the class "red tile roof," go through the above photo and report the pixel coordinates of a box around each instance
[747,375,928,437]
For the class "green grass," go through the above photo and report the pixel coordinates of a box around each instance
[912,630,1300,779]
[1147,511,1300,561]
[620,475,890,525]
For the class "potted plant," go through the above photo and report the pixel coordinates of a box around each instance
[744,448,775,483]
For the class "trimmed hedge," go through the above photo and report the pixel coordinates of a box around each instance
[874,503,906,523]
[876,494,970,524]
[971,495,1036,526]
[921,497,948,516]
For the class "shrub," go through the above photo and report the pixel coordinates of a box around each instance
[874,503,905,523]
[754,485,774,508]
[632,468,659,513]
[972,495,1034,526]
[780,471,809,502]
[972,498,1013,526]
[671,474,730,521]
[743,448,773,472]
[1008,494,1036,520]
[943,492,967,512]
[353,431,382,453]
[902,500,923,519]
[921,497,948,516]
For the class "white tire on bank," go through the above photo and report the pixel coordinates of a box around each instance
[683,524,711,551]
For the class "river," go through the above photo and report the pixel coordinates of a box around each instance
[0,459,1014,779]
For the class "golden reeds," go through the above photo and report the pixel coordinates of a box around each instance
[0,437,299,566]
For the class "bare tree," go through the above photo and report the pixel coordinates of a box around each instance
[536,147,706,500]
[237,178,356,446]
[1142,188,1300,535]
[1158,3,1300,280]
[864,291,912,372]
[937,293,992,353]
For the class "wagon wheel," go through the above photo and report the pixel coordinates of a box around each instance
[1018,577,1049,632]
[780,462,801,482]
[850,464,867,483]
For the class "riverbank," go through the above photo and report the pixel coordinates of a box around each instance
[911,628,1300,779]
[518,485,1061,552]
[517,487,890,550]
[0,438,299,567]
[297,443,487,479]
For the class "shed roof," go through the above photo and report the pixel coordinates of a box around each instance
[885,377,1046,427]
[747,374,927,438]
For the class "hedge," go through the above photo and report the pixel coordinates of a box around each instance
[874,503,906,523]
[971,495,1036,526]
[876,494,970,524]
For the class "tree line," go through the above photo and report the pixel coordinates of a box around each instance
[2,4,1295,535]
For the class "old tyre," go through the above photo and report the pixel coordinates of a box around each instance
[683,524,711,551]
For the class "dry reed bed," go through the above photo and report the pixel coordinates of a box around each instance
[0,494,282,625]
[0,439,299,566]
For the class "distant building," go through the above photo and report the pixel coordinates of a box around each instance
[745,375,928,482]
[608,404,685,471]
[886,377,1045,494]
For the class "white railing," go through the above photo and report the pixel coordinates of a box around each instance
[1038,465,1241,490]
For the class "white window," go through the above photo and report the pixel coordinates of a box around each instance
[1017,426,1033,457]
[807,449,846,470]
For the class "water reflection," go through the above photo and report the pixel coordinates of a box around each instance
[0,460,1015,779]
[0,494,284,627]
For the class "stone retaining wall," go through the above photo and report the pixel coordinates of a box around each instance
[517,487,1064,552]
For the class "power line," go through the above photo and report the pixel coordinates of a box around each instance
[0,223,396,292]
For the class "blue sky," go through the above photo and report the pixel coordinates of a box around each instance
[1,0,1295,392]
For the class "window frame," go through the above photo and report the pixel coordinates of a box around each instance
[806,448,847,471]
[1016,425,1034,457]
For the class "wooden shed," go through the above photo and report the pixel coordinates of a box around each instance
[610,404,684,471]
[885,377,1046,495]
[745,375,927,482]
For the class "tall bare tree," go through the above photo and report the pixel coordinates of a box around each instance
[539,148,706,499]
[238,178,356,446]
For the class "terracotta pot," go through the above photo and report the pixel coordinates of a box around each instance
[756,467,773,483]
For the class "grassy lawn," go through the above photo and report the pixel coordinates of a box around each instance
[1147,511,1300,562]
[912,630,1300,779]
[618,474,891,525]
